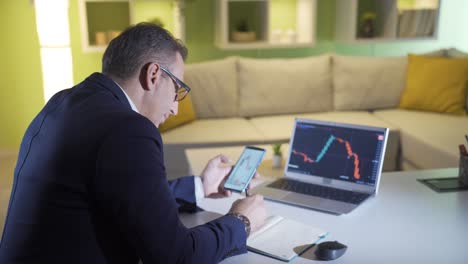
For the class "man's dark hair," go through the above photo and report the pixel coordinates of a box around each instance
[102,22,188,79]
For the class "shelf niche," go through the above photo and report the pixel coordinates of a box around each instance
[215,0,317,50]
[79,0,185,53]
[335,0,440,43]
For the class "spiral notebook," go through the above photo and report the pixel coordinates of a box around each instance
[247,215,327,262]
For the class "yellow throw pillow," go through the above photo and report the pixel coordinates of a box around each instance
[399,54,468,115]
[158,95,196,132]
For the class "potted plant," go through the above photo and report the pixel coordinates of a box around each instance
[272,143,282,169]
[231,19,256,42]
[359,12,377,38]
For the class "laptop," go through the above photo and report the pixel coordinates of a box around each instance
[251,118,389,215]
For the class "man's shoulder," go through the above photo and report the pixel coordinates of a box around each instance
[105,113,162,142]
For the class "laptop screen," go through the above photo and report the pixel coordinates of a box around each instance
[287,120,387,187]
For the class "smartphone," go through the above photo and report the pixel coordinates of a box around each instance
[224,146,266,193]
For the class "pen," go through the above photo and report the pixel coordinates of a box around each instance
[465,134,468,145]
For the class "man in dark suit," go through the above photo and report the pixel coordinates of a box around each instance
[0,23,266,263]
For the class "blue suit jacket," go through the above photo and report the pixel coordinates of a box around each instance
[0,73,246,263]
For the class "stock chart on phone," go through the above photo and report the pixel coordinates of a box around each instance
[287,122,386,186]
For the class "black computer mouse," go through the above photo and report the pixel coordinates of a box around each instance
[315,240,347,261]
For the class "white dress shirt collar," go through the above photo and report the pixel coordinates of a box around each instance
[113,80,139,113]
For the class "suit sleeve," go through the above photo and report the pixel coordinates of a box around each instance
[167,176,200,212]
[94,118,247,263]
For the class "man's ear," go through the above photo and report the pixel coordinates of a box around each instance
[139,62,161,91]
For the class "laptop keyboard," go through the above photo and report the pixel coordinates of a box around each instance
[268,179,371,205]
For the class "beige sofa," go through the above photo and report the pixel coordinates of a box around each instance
[162,49,468,178]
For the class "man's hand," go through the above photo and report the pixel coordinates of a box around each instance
[200,154,263,198]
[200,155,233,198]
[229,195,267,232]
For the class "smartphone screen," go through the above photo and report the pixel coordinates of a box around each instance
[224,146,266,192]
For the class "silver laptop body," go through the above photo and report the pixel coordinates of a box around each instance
[251,118,389,215]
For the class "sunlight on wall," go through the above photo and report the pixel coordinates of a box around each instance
[35,0,73,102]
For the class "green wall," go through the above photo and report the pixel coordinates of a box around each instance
[132,1,175,32]
[69,0,336,81]
[68,0,465,74]
[0,0,43,150]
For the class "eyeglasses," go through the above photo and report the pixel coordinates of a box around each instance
[159,65,191,102]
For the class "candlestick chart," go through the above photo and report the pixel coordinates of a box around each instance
[288,123,385,186]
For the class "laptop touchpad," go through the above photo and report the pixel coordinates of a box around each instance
[260,187,290,199]
[284,193,323,207]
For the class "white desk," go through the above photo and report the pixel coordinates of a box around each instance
[183,147,468,263]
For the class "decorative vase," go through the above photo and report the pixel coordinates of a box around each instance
[95,31,107,46]
[272,154,282,169]
[107,30,122,42]
[271,29,282,43]
[285,29,297,43]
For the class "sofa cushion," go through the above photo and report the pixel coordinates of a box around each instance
[420,49,447,57]
[237,55,333,117]
[447,48,468,58]
[399,55,468,115]
[333,55,407,111]
[248,111,400,171]
[159,95,196,132]
[161,118,265,145]
[446,48,468,112]
[373,109,468,169]
[184,57,238,118]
